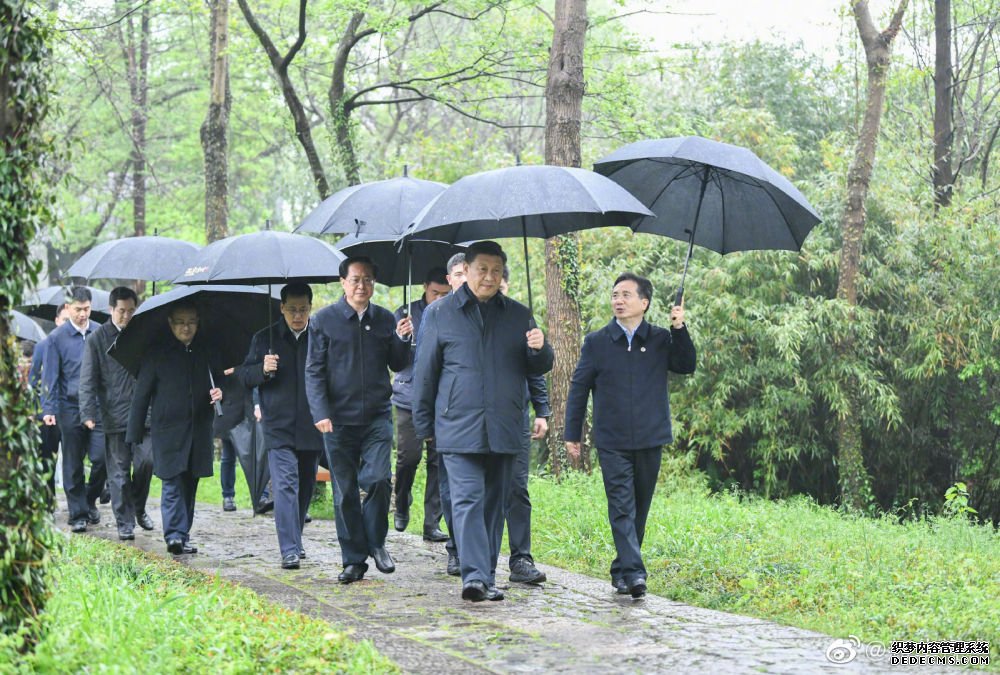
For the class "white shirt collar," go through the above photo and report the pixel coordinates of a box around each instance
[71,321,89,337]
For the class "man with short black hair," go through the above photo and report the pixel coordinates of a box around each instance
[413,241,554,602]
[79,286,154,540]
[41,286,107,532]
[306,257,412,583]
[392,267,450,542]
[565,272,696,599]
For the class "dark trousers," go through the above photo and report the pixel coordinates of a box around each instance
[104,432,153,528]
[220,436,237,499]
[38,422,61,499]
[59,419,107,522]
[268,447,320,557]
[442,452,514,587]
[393,406,442,530]
[505,420,533,564]
[161,470,199,543]
[325,414,392,566]
[596,446,662,584]
[438,451,457,558]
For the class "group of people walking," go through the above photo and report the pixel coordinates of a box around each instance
[30,239,695,603]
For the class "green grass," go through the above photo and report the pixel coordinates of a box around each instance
[0,535,397,674]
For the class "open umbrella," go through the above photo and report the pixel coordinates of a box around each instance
[594,136,822,304]
[334,233,467,288]
[19,285,111,323]
[402,164,653,314]
[10,309,47,342]
[67,235,200,287]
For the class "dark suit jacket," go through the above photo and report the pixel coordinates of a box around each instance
[412,284,555,454]
[79,321,135,433]
[564,318,695,451]
[126,336,222,480]
[238,319,323,451]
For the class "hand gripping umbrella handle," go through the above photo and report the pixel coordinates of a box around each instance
[208,368,223,417]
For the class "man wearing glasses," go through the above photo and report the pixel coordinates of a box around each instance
[305,257,412,583]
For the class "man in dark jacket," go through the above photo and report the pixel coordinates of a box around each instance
[41,286,107,532]
[305,257,411,583]
[29,304,68,499]
[79,286,154,540]
[127,301,223,555]
[391,267,451,541]
[413,241,554,602]
[238,282,323,570]
[564,272,696,599]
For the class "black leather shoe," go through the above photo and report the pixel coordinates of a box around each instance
[166,539,184,554]
[422,527,449,542]
[118,526,135,541]
[486,585,505,601]
[394,509,410,532]
[370,547,395,573]
[299,549,306,558]
[86,507,101,524]
[222,497,236,512]
[612,578,629,595]
[338,563,368,584]
[99,487,111,504]
[304,512,312,524]
[628,577,647,599]
[257,498,274,514]
[182,543,198,554]
[281,553,300,569]
[70,520,87,533]
[136,512,155,531]
[461,580,488,602]
[509,558,546,584]
[446,553,461,577]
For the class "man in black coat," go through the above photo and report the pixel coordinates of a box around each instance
[238,282,323,570]
[305,257,411,583]
[391,267,451,541]
[79,286,154,540]
[413,241,554,602]
[564,272,696,599]
[127,301,223,555]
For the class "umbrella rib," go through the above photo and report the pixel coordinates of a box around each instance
[638,163,695,228]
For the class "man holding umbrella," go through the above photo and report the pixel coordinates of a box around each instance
[127,301,223,554]
[79,286,155,540]
[413,241,554,602]
[237,282,323,570]
[305,257,411,583]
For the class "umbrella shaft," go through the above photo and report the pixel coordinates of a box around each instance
[676,168,710,306]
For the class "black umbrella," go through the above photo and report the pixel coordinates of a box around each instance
[10,309,47,342]
[227,418,271,513]
[67,235,200,285]
[334,233,467,288]
[294,169,447,237]
[594,136,822,304]
[403,164,653,314]
[19,285,111,323]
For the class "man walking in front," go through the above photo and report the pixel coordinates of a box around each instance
[413,241,554,602]
[79,286,154,540]
[564,272,696,598]
[238,282,323,570]
[306,257,411,584]
[41,287,107,532]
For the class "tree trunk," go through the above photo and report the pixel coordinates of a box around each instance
[835,0,908,510]
[329,12,364,186]
[201,0,231,243]
[933,0,953,208]
[121,2,150,293]
[543,0,588,476]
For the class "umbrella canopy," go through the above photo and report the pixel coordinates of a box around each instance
[109,285,281,377]
[10,309,47,342]
[19,285,111,323]
[295,174,448,237]
[68,236,200,282]
[335,233,466,288]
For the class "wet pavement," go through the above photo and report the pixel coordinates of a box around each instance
[60,499,922,674]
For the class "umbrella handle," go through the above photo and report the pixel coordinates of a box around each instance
[208,368,223,417]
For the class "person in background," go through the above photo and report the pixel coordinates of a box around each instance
[29,304,69,499]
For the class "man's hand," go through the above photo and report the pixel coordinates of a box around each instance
[670,304,685,329]
[315,418,333,433]
[565,441,581,459]
[254,404,262,422]
[83,419,96,430]
[223,367,235,376]
[209,387,223,404]
[396,316,413,339]
[526,328,545,350]
[43,414,56,426]
[263,353,279,374]
[531,417,548,440]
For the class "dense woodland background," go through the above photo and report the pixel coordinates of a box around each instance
[32,0,1000,521]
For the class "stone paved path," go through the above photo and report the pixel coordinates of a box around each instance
[61,499,919,674]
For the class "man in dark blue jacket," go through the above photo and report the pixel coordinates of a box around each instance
[564,272,696,599]
[29,304,68,499]
[305,257,411,583]
[238,283,323,570]
[413,241,554,602]
[41,286,107,532]
[391,267,451,541]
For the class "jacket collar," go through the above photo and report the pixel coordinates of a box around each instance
[336,295,369,321]
[456,283,507,311]
[607,317,649,342]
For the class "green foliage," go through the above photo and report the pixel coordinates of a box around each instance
[0,0,59,646]
[0,536,398,673]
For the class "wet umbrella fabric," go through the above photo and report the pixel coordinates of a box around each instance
[68,236,200,283]
[11,309,47,342]
[294,175,447,237]
[228,418,271,512]
[19,286,111,323]
[594,136,822,303]
[334,234,466,288]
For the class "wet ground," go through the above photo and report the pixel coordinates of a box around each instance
[60,499,921,674]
